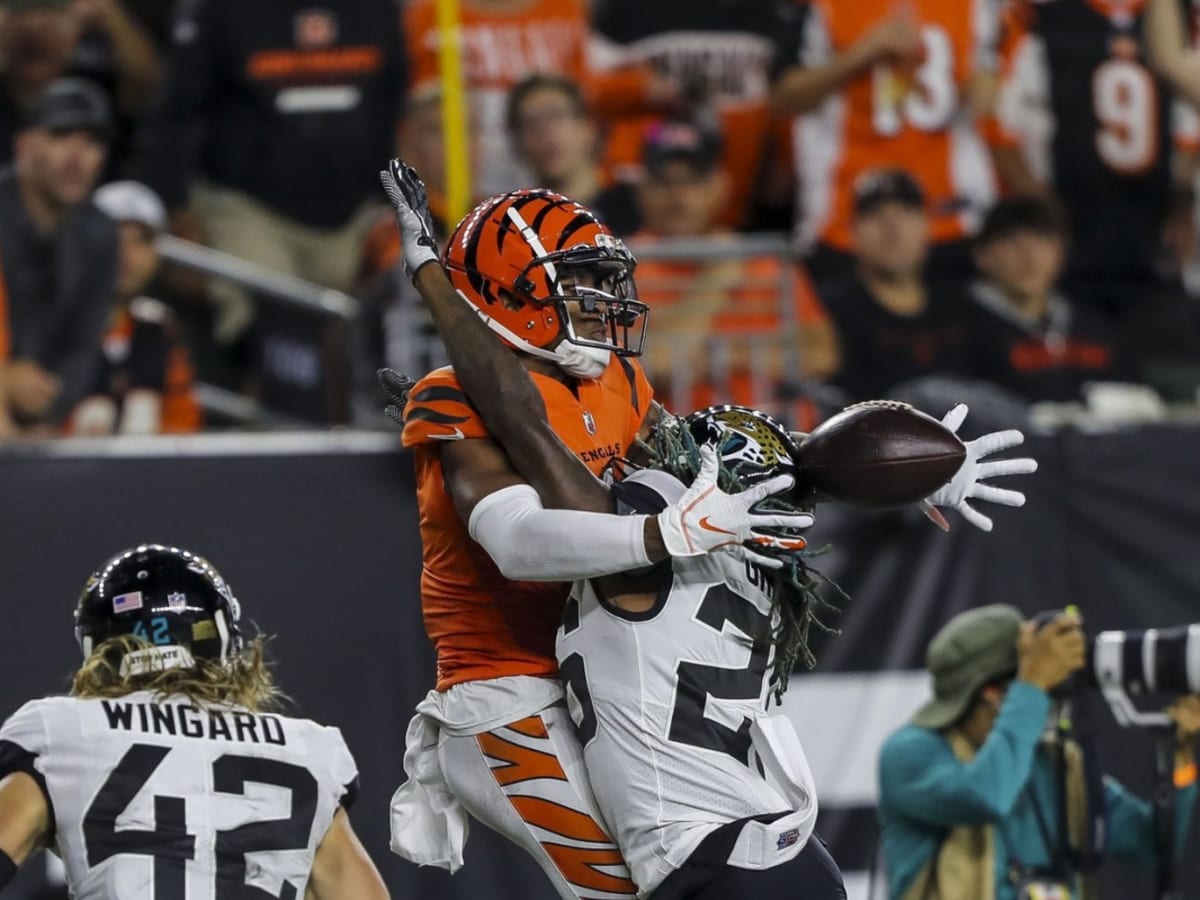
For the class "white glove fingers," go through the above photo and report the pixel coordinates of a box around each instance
[750,512,814,530]
[741,474,796,504]
[977,457,1038,478]
[696,445,720,485]
[969,484,1026,507]
[729,545,786,570]
[959,501,994,532]
[970,429,1026,457]
[941,403,969,434]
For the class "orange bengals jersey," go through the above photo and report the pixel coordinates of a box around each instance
[793,0,997,250]
[402,356,653,691]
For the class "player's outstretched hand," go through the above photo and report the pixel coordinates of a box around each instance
[378,367,416,426]
[379,158,440,282]
[923,403,1038,532]
[656,446,813,569]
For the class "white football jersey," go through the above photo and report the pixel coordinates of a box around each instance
[0,690,357,899]
[556,470,818,896]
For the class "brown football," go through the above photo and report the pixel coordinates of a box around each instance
[794,401,966,509]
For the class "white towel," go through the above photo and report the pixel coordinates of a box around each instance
[389,709,469,871]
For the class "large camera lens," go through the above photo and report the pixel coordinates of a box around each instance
[1091,625,1200,695]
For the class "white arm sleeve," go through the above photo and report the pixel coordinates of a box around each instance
[467,484,652,582]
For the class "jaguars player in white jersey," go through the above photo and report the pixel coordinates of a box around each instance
[557,409,844,899]
[0,544,389,900]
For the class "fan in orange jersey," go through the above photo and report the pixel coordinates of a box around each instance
[404,0,657,199]
[773,0,998,284]
[380,162,814,899]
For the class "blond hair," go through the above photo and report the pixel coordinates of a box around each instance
[71,635,284,712]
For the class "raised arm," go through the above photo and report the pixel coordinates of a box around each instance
[379,162,612,515]
[1146,0,1200,108]
[771,2,923,116]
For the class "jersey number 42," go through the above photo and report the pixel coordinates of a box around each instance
[84,744,317,898]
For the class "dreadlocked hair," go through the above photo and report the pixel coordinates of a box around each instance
[71,634,286,713]
[635,413,845,702]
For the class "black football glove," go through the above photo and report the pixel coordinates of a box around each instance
[378,159,440,282]
[378,367,416,427]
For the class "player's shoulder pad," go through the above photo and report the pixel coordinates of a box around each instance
[401,367,490,448]
[0,698,57,755]
[305,719,359,810]
[612,469,687,516]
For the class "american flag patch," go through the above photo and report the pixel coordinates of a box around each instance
[112,591,143,614]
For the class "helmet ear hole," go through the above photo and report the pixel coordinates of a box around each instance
[498,290,526,312]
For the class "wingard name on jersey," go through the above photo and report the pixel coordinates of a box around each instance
[100,699,288,745]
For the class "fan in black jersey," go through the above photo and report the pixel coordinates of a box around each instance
[0,544,389,900]
[990,0,1197,312]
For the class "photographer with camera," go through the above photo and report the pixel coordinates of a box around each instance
[878,605,1200,900]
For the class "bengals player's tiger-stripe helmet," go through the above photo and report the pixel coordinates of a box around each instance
[443,190,649,369]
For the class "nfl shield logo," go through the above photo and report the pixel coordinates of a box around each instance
[166,592,188,612]
[582,411,596,435]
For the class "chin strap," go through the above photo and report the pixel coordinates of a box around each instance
[454,289,609,378]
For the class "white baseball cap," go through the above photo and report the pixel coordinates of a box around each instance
[94,180,167,234]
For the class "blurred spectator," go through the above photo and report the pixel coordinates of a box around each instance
[990,0,1197,315]
[507,74,639,235]
[592,0,802,230]
[0,0,83,163]
[360,84,460,285]
[353,86,453,424]
[773,0,997,285]
[965,197,1135,404]
[72,180,200,434]
[136,0,404,346]
[0,78,116,433]
[821,169,968,402]
[403,0,657,199]
[632,120,837,424]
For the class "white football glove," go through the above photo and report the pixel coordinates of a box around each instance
[378,158,440,281]
[923,404,1038,533]
[657,446,814,569]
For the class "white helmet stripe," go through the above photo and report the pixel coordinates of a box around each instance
[214,610,231,662]
[505,206,558,284]
[454,289,564,363]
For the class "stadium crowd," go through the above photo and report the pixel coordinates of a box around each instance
[0,0,1198,437]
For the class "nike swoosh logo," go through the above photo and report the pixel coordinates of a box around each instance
[428,427,465,441]
[699,516,737,536]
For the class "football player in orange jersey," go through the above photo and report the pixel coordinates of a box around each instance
[380,160,815,900]
[379,160,1039,899]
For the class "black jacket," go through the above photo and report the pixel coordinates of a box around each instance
[0,168,118,423]
[136,0,405,228]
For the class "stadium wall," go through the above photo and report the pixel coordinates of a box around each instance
[1,428,1198,899]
